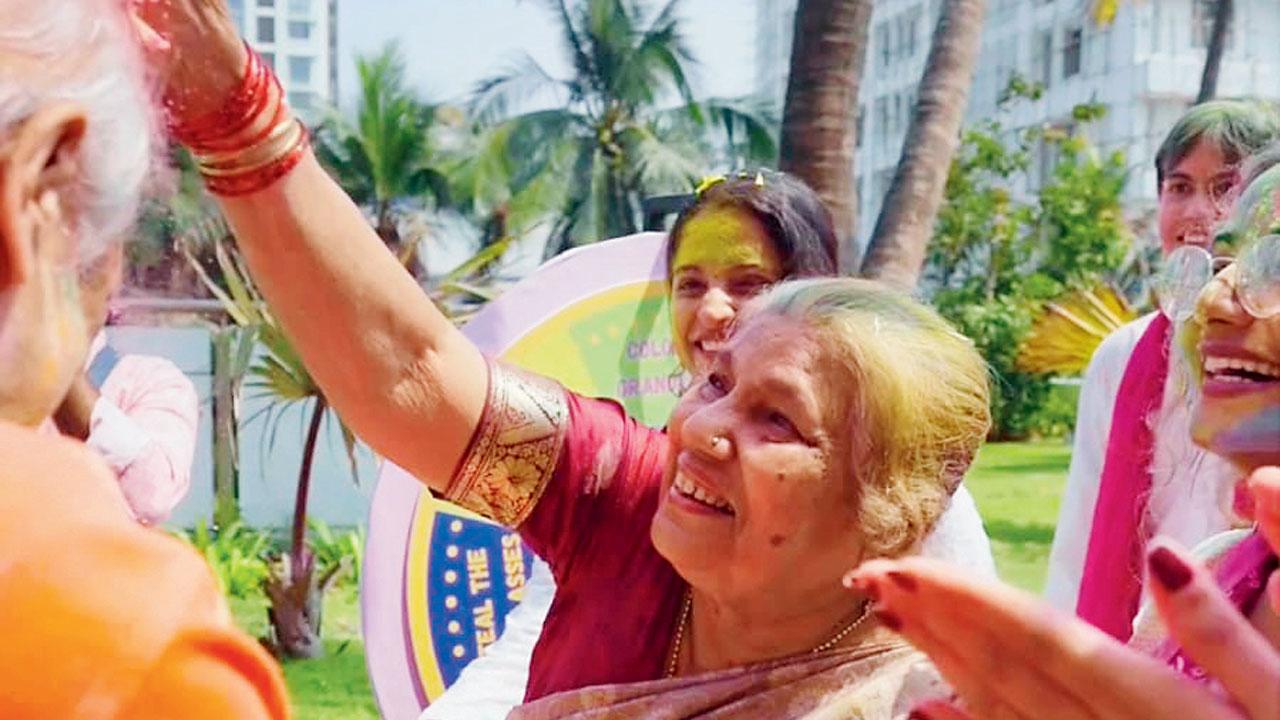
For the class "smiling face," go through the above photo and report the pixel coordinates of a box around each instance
[651,312,863,604]
[669,207,784,373]
[1190,168,1280,483]
[1158,140,1242,254]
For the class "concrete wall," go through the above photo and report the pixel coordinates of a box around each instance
[107,325,376,530]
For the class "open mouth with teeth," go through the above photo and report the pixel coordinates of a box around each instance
[671,472,735,516]
[1180,229,1212,247]
[1204,356,1280,385]
[694,339,728,356]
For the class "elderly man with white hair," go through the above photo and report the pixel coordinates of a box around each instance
[0,1,286,717]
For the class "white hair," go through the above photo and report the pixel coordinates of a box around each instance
[0,0,159,264]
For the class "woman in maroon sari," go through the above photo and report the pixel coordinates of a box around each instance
[849,155,1280,720]
[136,1,992,716]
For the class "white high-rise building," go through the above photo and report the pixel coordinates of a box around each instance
[227,0,340,121]
[756,0,1280,245]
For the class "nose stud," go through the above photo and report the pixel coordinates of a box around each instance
[710,435,730,454]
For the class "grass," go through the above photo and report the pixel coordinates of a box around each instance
[229,585,379,720]
[224,441,1073,716]
[965,439,1072,592]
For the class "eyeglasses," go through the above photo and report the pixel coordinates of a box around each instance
[1153,234,1280,321]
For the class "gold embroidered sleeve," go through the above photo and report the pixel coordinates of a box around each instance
[444,361,570,527]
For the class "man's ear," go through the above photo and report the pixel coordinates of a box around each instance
[0,103,87,290]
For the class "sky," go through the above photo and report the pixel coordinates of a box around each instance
[336,0,759,110]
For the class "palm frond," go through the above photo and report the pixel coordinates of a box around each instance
[1016,284,1138,374]
[469,52,568,124]
[620,123,702,192]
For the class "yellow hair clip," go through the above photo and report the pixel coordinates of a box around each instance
[694,171,767,198]
[695,174,726,197]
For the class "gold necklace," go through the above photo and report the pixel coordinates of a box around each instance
[664,589,874,678]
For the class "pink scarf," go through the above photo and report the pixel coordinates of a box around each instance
[1076,314,1172,640]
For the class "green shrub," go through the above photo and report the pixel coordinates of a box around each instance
[925,84,1128,439]
[175,520,274,598]
[308,518,365,588]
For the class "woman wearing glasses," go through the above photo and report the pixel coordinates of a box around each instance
[847,153,1280,720]
[1046,102,1280,640]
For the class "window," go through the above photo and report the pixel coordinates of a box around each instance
[874,96,889,142]
[288,20,311,40]
[903,6,921,59]
[874,168,895,207]
[261,52,275,69]
[256,0,273,6]
[1031,29,1052,87]
[1192,0,1233,50]
[228,0,245,30]
[876,22,891,68]
[256,16,275,43]
[288,91,317,113]
[1062,26,1082,79]
[288,56,314,84]
[855,105,865,148]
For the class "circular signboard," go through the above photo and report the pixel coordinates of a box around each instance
[362,232,681,718]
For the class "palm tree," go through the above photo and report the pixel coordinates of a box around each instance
[314,43,450,274]
[471,0,775,256]
[860,0,987,290]
[1196,0,1233,103]
[778,0,874,272]
[184,233,361,660]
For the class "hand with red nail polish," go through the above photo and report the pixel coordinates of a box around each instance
[847,554,1280,720]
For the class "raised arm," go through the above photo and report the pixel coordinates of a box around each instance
[134,0,485,491]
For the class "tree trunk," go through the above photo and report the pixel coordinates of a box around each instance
[211,326,240,529]
[1196,0,1233,104]
[264,397,329,660]
[778,0,874,272]
[860,0,988,290]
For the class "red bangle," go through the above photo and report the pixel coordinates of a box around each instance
[169,43,277,150]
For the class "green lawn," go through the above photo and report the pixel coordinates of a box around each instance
[228,441,1073,717]
[229,586,379,720]
[966,440,1072,592]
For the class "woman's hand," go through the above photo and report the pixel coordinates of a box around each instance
[846,507,1280,720]
[1249,467,1280,613]
[126,0,248,121]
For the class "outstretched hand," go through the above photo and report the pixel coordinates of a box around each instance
[844,466,1280,720]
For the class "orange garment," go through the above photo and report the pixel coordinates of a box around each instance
[0,421,290,719]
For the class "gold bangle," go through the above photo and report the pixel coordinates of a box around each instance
[197,119,296,171]
[197,120,304,178]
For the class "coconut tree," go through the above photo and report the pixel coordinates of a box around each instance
[778,0,874,271]
[1196,0,1233,103]
[860,0,988,290]
[184,232,361,660]
[471,0,775,256]
[314,43,451,274]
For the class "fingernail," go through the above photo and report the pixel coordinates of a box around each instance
[1148,546,1193,592]
[887,570,918,592]
[875,608,903,632]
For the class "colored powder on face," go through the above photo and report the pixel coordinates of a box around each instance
[1223,169,1280,252]
[1212,405,1280,459]
[672,209,771,273]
